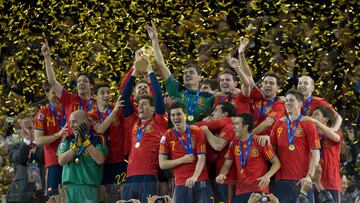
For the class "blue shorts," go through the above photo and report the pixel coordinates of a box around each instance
[122,175,157,203]
[233,192,253,203]
[274,180,314,203]
[174,180,214,203]
[46,165,62,196]
[101,161,128,185]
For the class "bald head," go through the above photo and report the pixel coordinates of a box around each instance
[69,110,88,132]
[20,117,34,140]
[297,76,315,99]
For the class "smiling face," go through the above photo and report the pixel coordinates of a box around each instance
[76,75,92,96]
[297,76,315,99]
[261,76,278,99]
[183,67,201,88]
[285,94,303,115]
[170,107,186,130]
[138,98,154,121]
[219,73,236,94]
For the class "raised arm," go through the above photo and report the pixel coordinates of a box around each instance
[228,58,251,97]
[332,114,342,131]
[147,63,165,115]
[238,38,256,88]
[121,72,136,117]
[41,39,64,98]
[306,116,341,142]
[145,21,172,81]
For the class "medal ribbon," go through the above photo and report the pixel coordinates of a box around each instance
[79,98,93,113]
[173,125,193,154]
[239,134,254,169]
[48,103,66,128]
[136,120,150,144]
[185,90,200,118]
[320,133,326,159]
[258,97,276,118]
[286,114,303,147]
[97,106,112,138]
[301,95,313,115]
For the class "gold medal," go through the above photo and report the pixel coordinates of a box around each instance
[135,142,140,148]
[188,115,194,121]
[75,157,80,164]
[289,144,295,151]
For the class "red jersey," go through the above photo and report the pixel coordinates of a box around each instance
[125,113,168,177]
[250,87,285,135]
[213,93,251,114]
[195,120,236,184]
[319,131,343,191]
[59,89,97,135]
[159,125,208,186]
[302,96,337,116]
[34,104,64,168]
[88,106,125,163]
[225,135,275,195]
[270,119,321,181]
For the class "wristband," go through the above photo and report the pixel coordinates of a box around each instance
[83,139,91,148]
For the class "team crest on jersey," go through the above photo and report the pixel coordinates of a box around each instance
[112,118,120,125]
[235,145,240,155]
[191,138,196,148]
[251,147,259,157]
[305,108,313,116]
[198,97,204,105]
[160,136,166,144]
[37,113,45,121]
[277,127,283,137]
[323,140,330,148]
[145,125,153,132]
[295,128,303,137]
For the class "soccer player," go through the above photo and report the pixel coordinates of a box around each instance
[306,105,343,202]
[146,21,214,123]
[121,58,168,202]
[216,113,281,203]
[42,39,96,134]
[57,110,108,203]
[270,89,320,203]
[297,75,342,130]
[34,84,67,197]
[197,102,238,202]
[200,79,220,94]
[237,38,285,136]
[88,83,125,201]
[159,102,213,203]
[213,58,251,115]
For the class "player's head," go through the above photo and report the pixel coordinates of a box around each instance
[312,105,336,128]
[138,94,154,121]
[297,76,315,99]
[211,102,237,119]
[219,69,238,94]
[260,72,280,99]
[285,89,304,115]
[76,72,94,96]
[183,65,201,89]
[134,79,150,100]
[94,83,110,107]
[233,113,254,137]
[200,79,219,94]
[168,102,187,130]
[69,110,88,132]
